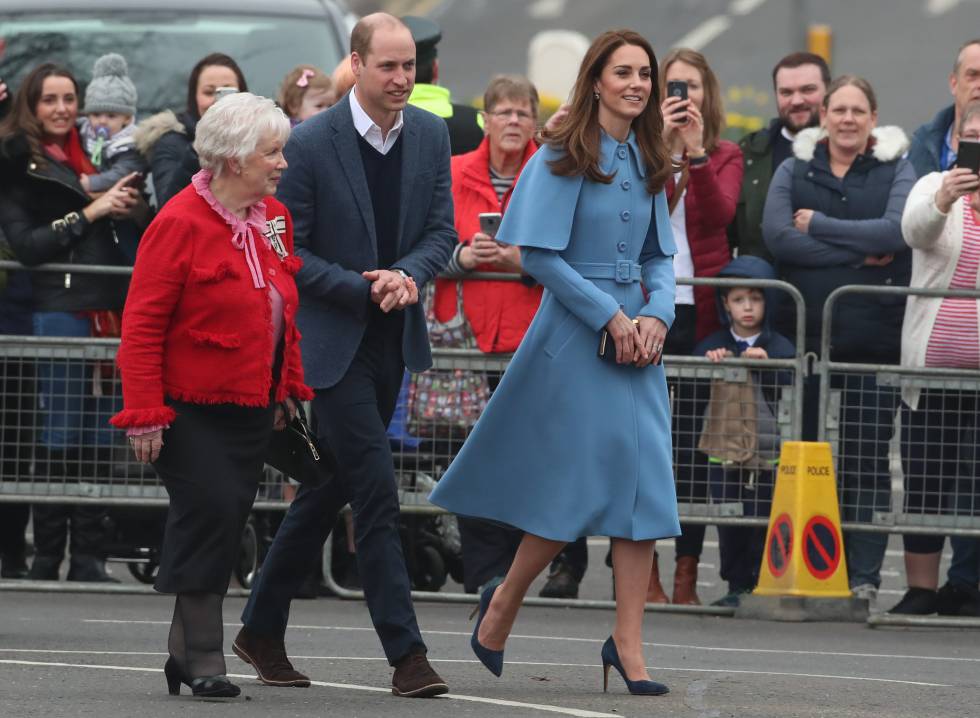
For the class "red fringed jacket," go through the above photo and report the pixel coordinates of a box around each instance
[110,186,314,429]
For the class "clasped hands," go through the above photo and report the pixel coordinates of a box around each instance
[605,311,668,368]
[362,269,418,312]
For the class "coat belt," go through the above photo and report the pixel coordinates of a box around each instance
[568,260,642,284]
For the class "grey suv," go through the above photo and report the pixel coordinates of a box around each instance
[0,0,355,115]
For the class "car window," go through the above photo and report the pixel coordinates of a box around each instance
[0,12,344,116]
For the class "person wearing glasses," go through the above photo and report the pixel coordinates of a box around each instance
[432,74,546,597]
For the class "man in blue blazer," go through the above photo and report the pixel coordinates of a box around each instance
[233,13,456,697]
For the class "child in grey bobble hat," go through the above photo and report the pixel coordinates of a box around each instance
[78,53,147,194]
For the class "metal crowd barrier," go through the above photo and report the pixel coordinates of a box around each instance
[818,284,980,538]
[1,263,811,608]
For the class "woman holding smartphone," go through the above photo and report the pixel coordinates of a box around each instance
[430,29,679,697]
[652,48,744,606]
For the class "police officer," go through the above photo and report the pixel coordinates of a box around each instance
[403,15,484,155]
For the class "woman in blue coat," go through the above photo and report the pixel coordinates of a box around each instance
[429,29,679,697]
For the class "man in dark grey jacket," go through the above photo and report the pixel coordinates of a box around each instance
[234,13,456,697]
[908,39,980,177]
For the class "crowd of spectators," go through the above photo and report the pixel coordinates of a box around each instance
[0,18,978,618]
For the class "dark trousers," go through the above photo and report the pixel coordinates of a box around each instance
[667,304,706,558]
[901,390,980,589]
[836,373,895,588]
[458,517,522,593]
[709,465,774,591]
[1,355,33,560]
[242,319,425,664]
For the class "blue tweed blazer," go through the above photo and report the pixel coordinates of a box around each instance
[279,93,456,389]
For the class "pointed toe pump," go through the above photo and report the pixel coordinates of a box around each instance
[600,637,668,696]
[470,584,505,677]
[164,656,241,698]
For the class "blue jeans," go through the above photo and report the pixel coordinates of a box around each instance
[33,312,119,451]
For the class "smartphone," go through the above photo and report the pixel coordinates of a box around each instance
[478,212,502,239]
[666,80,688,124]
[957,139,980,174]
[123,172,145,190]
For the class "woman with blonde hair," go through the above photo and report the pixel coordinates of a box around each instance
[431,28,678,696]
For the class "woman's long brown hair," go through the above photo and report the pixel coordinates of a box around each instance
[0,63,79,167]
[659,48,725,154]
[543,29,670,195]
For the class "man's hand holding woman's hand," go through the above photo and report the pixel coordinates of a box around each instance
[362,269,418,312]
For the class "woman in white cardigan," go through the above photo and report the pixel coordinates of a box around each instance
[893,102,980,616]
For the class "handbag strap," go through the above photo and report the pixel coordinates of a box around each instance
[668,164,689,217]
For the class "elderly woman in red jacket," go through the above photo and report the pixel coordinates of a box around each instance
[111,92,312,699]
[431,75,546,595]
[434,74,542,351]
[652,48,744,606]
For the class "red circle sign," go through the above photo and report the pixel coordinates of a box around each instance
[767,513,793,578]
[802,515,841,580]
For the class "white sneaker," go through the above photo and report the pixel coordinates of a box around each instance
[851,583,878,604]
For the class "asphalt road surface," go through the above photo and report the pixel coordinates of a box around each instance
[2,534,978,718]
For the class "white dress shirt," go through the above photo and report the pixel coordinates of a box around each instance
[350,87,404,155]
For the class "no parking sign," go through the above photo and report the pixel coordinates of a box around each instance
[754,442,852,598]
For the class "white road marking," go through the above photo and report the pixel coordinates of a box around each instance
[673,15,733,51]
[527,0,567,19]
[0,659,619,718]
[925,0,961,15]
[729,0,768,15]
[0,656,951,689]
[82,621,980,664]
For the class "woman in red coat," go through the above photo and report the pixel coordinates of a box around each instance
[111,92,312,699]
[654,48,744,606]
[433,75,542,353]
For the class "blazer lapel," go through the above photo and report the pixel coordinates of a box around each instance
[330,98,377,252]
[397,116,420,254]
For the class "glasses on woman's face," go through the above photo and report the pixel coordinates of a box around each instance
[487,108,534,122]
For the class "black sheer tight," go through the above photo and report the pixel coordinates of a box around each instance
[167,592,226,679]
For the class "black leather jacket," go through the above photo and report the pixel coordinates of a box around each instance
[0,133,129,312]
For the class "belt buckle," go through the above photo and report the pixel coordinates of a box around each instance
[615,260,633,284]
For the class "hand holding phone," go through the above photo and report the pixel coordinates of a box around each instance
[957,139,980,175]
[666,80,689,125]
[478,212,502,239]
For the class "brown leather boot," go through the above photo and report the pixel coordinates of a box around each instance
[232,626,311,687]
[646,551,669,604]
[672,555,701,605]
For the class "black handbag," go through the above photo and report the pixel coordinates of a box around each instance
[266,402,336,487]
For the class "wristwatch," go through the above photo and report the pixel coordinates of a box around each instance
[392,268,411,281]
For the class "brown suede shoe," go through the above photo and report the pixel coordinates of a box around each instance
[232,626,311,687]
[391,652,449,698]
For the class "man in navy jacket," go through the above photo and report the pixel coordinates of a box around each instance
[234,13,456,697]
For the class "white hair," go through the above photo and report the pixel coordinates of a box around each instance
[193,92,291,177]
